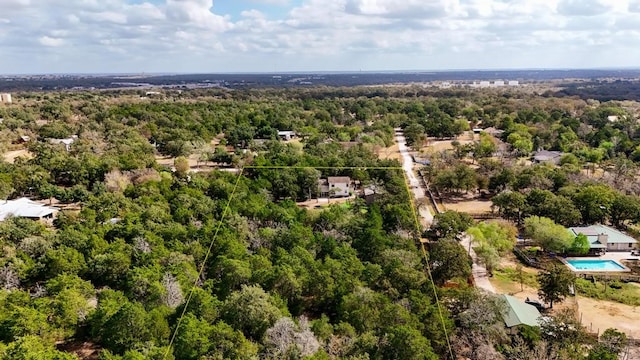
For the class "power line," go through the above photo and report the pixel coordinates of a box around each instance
[164,165,454,359]
[163,168,245,359]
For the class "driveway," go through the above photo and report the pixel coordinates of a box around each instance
[460,235,497,293]
[395,129,433,226]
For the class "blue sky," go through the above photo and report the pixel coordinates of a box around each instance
[214,0,303,20]
[0,0,639,74]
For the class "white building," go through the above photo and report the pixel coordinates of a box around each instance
[0,198,58,221]
[508,81,520,86]
[569,225,638,252]
[277,131,296,141]
[49,135,78,151]
[0,93,12,103]
[318,176,352,198]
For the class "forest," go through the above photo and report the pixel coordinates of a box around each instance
[0,85,639,359]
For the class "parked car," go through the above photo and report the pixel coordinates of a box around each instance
[525,298,546,313]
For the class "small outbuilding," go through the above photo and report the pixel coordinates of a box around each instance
[277,131,296,141]
[501,294,542,328]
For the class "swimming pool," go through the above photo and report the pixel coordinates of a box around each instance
[565,259,626,271]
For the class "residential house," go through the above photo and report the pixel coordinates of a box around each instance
[501,294,542,329]
[482,127,505,137]
[0,198,58,222]
[532,149,564,165]
[277,131,296,141]
[0,93,12,104]
[569,225,638,252]
[13,135,30,144]
[49,135,78,151]
[318,176,352,198]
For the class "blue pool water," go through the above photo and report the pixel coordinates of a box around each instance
[566,259,625,271]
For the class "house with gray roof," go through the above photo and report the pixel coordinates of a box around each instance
[569,225,638,252]
[0,198,58,222]
[501,294,542,328]
[532,149,564,165]
[318,176,352,198]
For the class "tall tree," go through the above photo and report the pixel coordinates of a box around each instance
[537,265,574,309]
[523,216,573,253]
[428,239,472,285]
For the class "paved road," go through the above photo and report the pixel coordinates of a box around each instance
[395,129,433,226]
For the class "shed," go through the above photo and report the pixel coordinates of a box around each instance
[501,294,542,328]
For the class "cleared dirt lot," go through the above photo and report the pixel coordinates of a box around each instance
[2,149,32,163]
[378,143,402,162]
[442,198,493,214]
[420,131,478,154]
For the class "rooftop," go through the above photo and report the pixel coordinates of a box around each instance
[533,149,564,161]
[570,225,638,245]
[0,198,58,221]
[501,294,542,328]
[327,176,351,183]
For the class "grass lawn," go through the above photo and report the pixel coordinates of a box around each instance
[575,278,640,307]
[492,267,539,293]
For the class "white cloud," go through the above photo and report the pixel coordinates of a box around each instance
[0,0,639,73]
[557,0,612,16]
[39,36,65,47]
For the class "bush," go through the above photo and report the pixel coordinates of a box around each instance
[575,278,640,306]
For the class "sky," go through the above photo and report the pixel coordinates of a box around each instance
[1,0,640,74]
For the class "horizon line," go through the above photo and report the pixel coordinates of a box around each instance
[2,66,640,77]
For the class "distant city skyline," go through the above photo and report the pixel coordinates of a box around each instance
[1,0,640,74]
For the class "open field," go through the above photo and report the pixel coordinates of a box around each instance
[442,197,493,214]
[2,149,32,163]
[420,131,478,154]
[378,143,402,162]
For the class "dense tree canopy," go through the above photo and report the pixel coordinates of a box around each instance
[1,85,640,359]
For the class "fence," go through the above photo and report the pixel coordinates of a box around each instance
[577,273,640,283]
[513,247,541,268]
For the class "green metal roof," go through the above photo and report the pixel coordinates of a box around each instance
[570,225,638,245]
[501,295,542,328]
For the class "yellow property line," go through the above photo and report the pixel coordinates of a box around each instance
[165,165,454,359]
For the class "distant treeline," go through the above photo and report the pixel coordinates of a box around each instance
[553,80,640,101]
[3,69,640,92]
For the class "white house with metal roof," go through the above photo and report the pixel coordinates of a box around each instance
[0,198,58,222]
[569,225,638,252]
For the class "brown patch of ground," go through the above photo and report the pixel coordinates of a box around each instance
[57,341,101,360]
[297,196,356,210]
[421,131,478,153]
[578,297,640,338]
[442,197,493,214]
[2,149,33,163]
[378,143,402,161]
[155,154,220,173]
